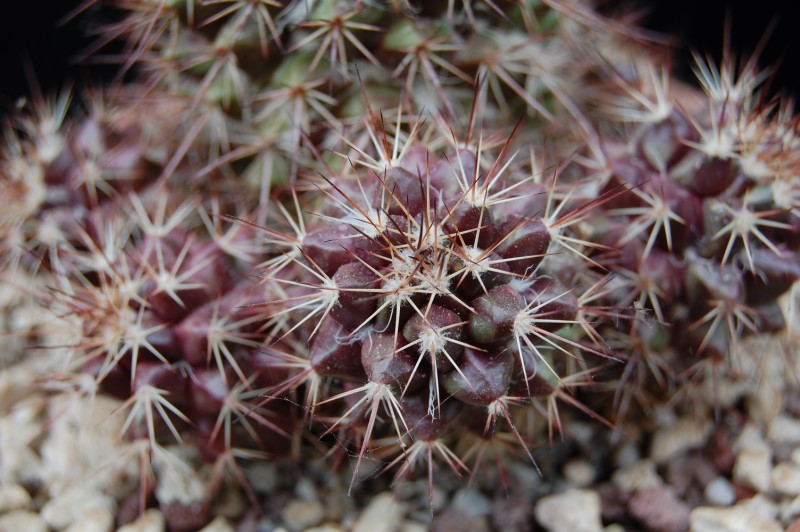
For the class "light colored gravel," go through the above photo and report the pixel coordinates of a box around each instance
[281,499,326,531]
[650,417,711,464]
[116,509,166,532]
[353,492,406,532]
[0,510,48,532]
[704,477,736,506]
[734,448,773,492]
[768,415,800,444]
[199,516,236,532]
[563,458,595,488]
[612,459,663,493]
[0,483,32,513]
[772,462,800,496]
[690,505,782,532]
[535,489,603,532]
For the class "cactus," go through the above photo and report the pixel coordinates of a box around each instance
[1,0,799,527]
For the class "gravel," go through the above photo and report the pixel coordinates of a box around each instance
[3,305,800,531]
[534,489,603,532]
[705,477,737,506]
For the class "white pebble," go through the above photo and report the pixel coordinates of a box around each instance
[768,415,800,444]
[780,494,800,524]
[733,448,773,492]
[152,448,208,507]
[117,509,166,532]
[704,477,736,506]
[294,477,318,502]
[0,511,48,532]
[281,499,326,531]
[0,483,31,513]
[735,424,770,453]
[451,488,491,516]
[650,417,710,464]
[564,459,595,488]
[612,460,663,493]
[772,462,800,496]
[199,516,235,532]
[737,495,779,520]
[353,492,406,532]
[64,506,114,532]
[535,489,603,532]
[41,487,115,530]
[690,506,782,532]
[747,384,782,426]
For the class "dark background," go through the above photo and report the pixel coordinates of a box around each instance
[0,0,797,112]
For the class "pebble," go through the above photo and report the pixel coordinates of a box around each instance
[568,422,596,447]
[0,366,35,413]
[768,415,800,445]
[780,494,800,524]
[199,516,235,532]
[40,487,115,530]
[736,424,770,453]
[772,462,800,496]
[294,478,319,502]
[281,499,326,531]
[430,485,448,513]
[116,509,166,532]
[0,483,31,513]
[305,525,344,532]
[535,489,603,532]
[450,488,491,516]
[211,484,245,519]
[152,449,208,507]
[614,441,640,470]
[611,459,662,493]
[704,477,737,506]
[244,462,278,494]
[733,448,772,492]
[0,510,48,532]
[564,459,595,488]
[433,507,490,532]
[738,494,780,520]
[650,417,710,464]
[353,492,406,532]
[690,506,782,532]
[0,398,45,486]
[63,506,114,532]
[747,383,782,426]
[627,486,690,532]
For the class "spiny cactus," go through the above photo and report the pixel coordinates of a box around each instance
[2,0,799,526]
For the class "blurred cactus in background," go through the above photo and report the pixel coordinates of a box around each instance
[1,0,799,528]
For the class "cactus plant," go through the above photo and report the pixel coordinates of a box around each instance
[1,0,799,527]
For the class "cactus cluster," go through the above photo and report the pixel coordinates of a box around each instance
[1,0,800,525]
